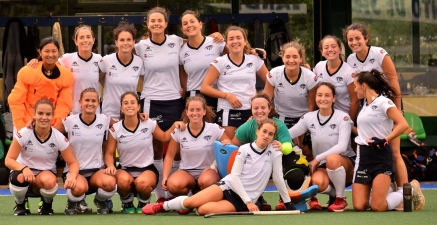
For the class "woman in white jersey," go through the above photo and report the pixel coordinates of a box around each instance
[99,23,145,122]
[162,95,230,215]
[351,70,415,212]
[289,82,356,212]
[201,26,268,139]
[313,35,359,121]
[143,119,296,215]
[104,91,185,214]
[53,88,116,215]
[5,99,79,216]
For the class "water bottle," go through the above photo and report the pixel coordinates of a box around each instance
[403,183,412,212]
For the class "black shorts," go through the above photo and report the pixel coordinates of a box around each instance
[122,164,159,183]
[63,168,101,195]
[318,155,356,169]
[140,98,184,131]
[215,181,248,212]
[216,109,251,127]
[185,90,218,113]
[353,145,395,184]
[278,116,300,129]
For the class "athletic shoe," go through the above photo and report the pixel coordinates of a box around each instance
[256,195,271,211]
[14,201,28,216]
[275,199,286,211]
[308,197,322,210]
[37,198,43,213]
[136,202,148,214]
[39,201,54,215]
[121,201,136,214]
[327,197,349,212]
[177,208,193,215]
[105,199,113,213]
[410,179,426,210]
[93,198,110,214]
[77,199,93,213]
[322,195,337,209]
[156,197,166,203]
[64,200,78,215]
[24,197,31,215]
[142,202,164,215]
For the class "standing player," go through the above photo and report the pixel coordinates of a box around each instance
[200,26,268,139]
[54,88,116,215]
[162,95,230,215]
[143,119,296,215]
[5,99,79,216]
[313,35,359,121]
[99,23,145,122]
[289,82,356,212]
[104,92,185,214]
[352,70,411,212]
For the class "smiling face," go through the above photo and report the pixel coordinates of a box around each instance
[353,77,366,99]
[321,38,341,61]
[148,12,168,36]
[251,98,271,122]
[74,28,95,52]
[34,103,54,129]
[256,123,276,146]
[115,31,134,54]
[347,29,368,53]
[39,43,59,65]
[181,14,202,38]
[120,94,140,117]
[226,30,246,54]
[80,92,99,114]
[316,85,336,110]
[282,47,302,72]
[186,100,206,123]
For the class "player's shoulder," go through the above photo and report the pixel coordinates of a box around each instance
[314,60,327,70]
[333,109,351,122]
[17,127,32,138]
[370,46,387,55]
[301,66,316,76]
[92,52,103,60]
[301,111,317,120]
[167,34,183,43]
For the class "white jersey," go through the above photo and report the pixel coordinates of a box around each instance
[58,52,102,115]
[135,35,183,100]
[347,46,388,73]
[289,110,355,163]
[99,53,145,120]
[171,122,224,170]
[213,54,264,110]
[15,127,69,172]
[109,119,157,168]
[267,66,318,118]
[180,36,225,91]
[313,61,355,113]
[222,143,282,202]
[355,96,395,145]
[62,114,110,172]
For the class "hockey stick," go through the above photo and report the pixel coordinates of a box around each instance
[204,210,301,218]
[407,131,427,147]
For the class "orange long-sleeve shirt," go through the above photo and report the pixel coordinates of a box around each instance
[8,62,73,130]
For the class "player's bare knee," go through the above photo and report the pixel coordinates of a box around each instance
[100,178,116,191]
[198,178,216,190]
[196,205,208,215]
[370,202,387,212]
[353,202,368,212]
[311,174,327,190]
[116,177,132,190]
[71,183,88,196]
[325,154,342,169]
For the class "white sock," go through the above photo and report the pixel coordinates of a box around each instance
[40,184,58,203]
[66,189,85,202]
[153,159,166,199]
[386,191,403,210]
[327,166,346,198]
[320,184,336,197]
[95,188,116,201]
[138,193,151,204]
[120,192,134,203]
[9,183,28,204]
[163,196,188,211]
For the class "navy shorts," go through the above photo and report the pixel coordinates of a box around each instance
[216,181,248,212]
[63,168,101,195]
[278,116,300,129]
[141,98,184,131]
[353,145,395,184]
[216,109,251,127]
[122,164,159,184]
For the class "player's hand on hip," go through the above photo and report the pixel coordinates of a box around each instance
[247,202,259,212]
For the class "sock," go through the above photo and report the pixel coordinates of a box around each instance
[386,191,403,210]
[120,192,134,203]
[66,189,85,202]
[9,183,29,204]
[40,184,59,203]
[138,193,151,204]
[153,159,166,199]
[163,196,188,211]
[320,184,336,197]
[327,166,346,198]
[95,188,116,201]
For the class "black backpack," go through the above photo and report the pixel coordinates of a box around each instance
[265,18,291,68]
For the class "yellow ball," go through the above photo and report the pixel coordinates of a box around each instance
[281,142,293,155]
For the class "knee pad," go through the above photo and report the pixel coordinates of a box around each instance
[9,171,30,187]
[284,169,305,190]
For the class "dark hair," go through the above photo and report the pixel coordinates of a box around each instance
[182,95,215,123]
[316,82,336,96]
[146,7,169,39]
[224,26,251,54]
[119,91,140,120]
[73,24,94,40]
[34,99,54,113]
[38,37,60,60]
[80,87,99,100]
[180,10,201,23]
[354,70,396,100]
[257,118,278,137]
[250,92,278,118]
[279,41,307,65]
[113,23,137,41]
[319,35,344,60]
[343,22,370,45]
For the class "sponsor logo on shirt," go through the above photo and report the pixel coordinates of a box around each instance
[96,124,103,129]
[143,54,148,58]
[110,126,115,132]
[267,72,272,78]
[72,61,79,66]
[388,101,394,105]
[277,83,284,88]
[146,47,152,51]
[73,124,80,129]
[267,150,272,156]
[120,135,126,138]
[168,43,175,48]
[318,73,323,78]
[181,137,188,142]
[369,59,375,64]
[300,84,306,89]
[314,76,318,81]
[110,65,117,70]
[330,124,336,129]
[336,77,343,82]
[225,65,231,69]
[16,132,22,138]
[204,135,212,140]
[205,45,213,50]
[371,105,378,110]
[230,112,241,118]
[380,49,385,54]
[94,62,98,67]
[353,63,357,68]
[309,124,315,129]
[132,66,139,72]
[49,143,56,148]
[27,140,33,145]
[141,128,148,133]
[246,63,253,68]
[151,115,163,123]
[343,116,349,121]
[213,59,218,63]
[184,53,189,58]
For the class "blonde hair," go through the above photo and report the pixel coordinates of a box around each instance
[224,26,251,54]
[73,25,94,40]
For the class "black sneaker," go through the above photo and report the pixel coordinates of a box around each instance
[24,197,31,215]
[105,199,113,213]
[121,201,136,214]
[64,200,78,215]
[77,199,93,213]
[14,201,28,216]
[94,198,110,214]
[256,195,271,211]
[39,201,54,215]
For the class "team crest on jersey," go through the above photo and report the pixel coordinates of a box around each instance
[184,53,189,58]
[146,47,152,51]
[181,137,188,142]
[72,61,79,66]
[309,124,315,129]
[330,124,336,129]
[205,45,213,50]
[380,49,385,54]
[246,63,253,68]
[27,140,33,145]
[213,59,218,63]
[94,62,98,67]
[225,65,231,69]
[73,124,80,129]
[371,105,378,110]
[168,43,175,48]
[336,77,343,82]
[16,132,22,138]
[267,72,272,78]
[343,116,349,121]
[369,59,375,64]
[277,83,284,88]
[141,128,148,133]
[110,65,117,70]
[300,84,306,89]
[314,76,318,81]
[388,101,394,105]
[110,126,115,132]
[204,135,212,140]
[132,66,139,71]
[267,150,272,156]
[96,124,103,129]
[49,143,56,148]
